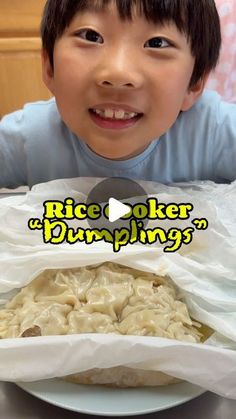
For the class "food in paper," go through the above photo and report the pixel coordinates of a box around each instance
[0,262,207,386]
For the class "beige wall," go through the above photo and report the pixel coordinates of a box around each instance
[0,0,52,117]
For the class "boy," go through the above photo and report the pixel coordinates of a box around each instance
[0,0,235,189]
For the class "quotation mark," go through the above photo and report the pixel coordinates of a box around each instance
[28,218,43,230]
[191,218,208,230]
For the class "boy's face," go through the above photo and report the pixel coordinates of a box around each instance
[42,3,205,160]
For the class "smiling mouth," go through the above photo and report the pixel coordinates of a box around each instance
[88,108,143,130]
[90,108,142,120]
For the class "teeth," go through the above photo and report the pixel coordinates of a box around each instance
[93,108,138,120]
[104,109,114,119]
[114,110,126,119]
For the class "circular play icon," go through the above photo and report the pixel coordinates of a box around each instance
[86,177,148,234]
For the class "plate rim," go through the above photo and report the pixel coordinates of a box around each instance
[16,379,206,417]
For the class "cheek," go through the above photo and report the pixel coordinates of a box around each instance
[148,63,191,100]
[158,58,193,94]
[53,49,89,89]
[166,70,191,96]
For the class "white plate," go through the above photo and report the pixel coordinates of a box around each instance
[17,379,205,416]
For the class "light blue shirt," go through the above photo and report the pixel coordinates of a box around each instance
[0,90,236,188]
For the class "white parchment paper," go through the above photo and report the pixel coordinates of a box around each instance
[0,177,236,399]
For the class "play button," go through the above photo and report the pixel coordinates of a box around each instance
[108,198,131,222]
[86,177,148,236]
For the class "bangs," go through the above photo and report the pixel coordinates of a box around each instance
[74,0,190,35]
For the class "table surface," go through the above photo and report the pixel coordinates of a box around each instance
[1,382,236,419]
[0,192,236,418]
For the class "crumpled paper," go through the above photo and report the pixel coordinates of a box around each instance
[0,177,236,399]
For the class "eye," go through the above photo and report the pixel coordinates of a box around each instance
[144,37,171,49]
[75,29,103,43]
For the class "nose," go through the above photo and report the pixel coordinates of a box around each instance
[94,47,144,90]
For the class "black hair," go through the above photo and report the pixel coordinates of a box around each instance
[41,0,221,87]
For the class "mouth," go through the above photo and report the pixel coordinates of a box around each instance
[88,107,144,130]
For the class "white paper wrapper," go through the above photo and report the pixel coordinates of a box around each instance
[0,177,236,399]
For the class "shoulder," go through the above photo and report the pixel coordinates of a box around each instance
[1,98,75,161]
[194,89,221,106]
[185,89,236,123]
[13,98,71,143]
[186,89,221,119]
[1,98,60,133]
[22,97,61,125]
[171,89,236,139]
[23,97,56,111]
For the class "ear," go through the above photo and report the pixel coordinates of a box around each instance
[41,49,55,94]
[181,73,210,111]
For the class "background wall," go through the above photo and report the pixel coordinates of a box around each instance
[206,0,236,102]
[0,0,51,118]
